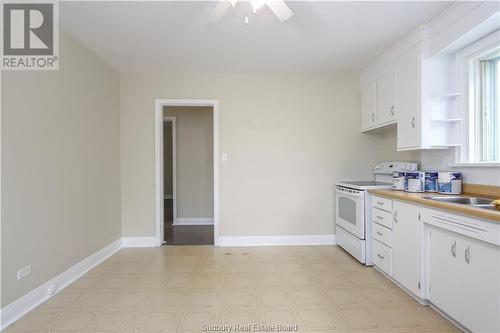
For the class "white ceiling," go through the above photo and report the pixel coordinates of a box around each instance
[60,1,452,73]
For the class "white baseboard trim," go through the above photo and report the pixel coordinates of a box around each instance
[121,237,158,247]
[174,217,214,225]
[218,234,336,247]
[0,239,122,331]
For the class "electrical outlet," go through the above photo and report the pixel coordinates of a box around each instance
[17,265,31,280]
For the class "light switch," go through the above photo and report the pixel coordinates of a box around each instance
[221,153,228,162]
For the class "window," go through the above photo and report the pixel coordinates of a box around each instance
[476,54,499,162]
[459,34,500,165]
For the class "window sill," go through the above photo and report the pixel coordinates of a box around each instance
[449,162,500,168]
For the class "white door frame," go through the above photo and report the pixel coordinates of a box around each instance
[163,116,177,226]
[155,99,220,246]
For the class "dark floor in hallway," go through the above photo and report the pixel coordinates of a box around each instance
[163,199,214,245]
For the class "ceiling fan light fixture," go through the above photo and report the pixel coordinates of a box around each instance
[209,0,293,23]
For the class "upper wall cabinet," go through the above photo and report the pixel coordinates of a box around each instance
[376,71,397,125]
[360,36,457,151]
[360,69,397,132]
[359,2,500,151]
[395,45,421,150]
[361,80,377,130]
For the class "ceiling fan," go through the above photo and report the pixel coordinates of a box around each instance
[209,0,294,23]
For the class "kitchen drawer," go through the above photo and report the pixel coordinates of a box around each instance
[372,222,392,247]
[421,207,500,246]
[372,195,392,212]
[372,239,392,276]
[371,206,392,229]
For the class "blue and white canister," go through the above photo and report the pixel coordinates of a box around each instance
[438,172,462,194]
[425,171,438,192]
[393,171,406,191]
[405,171,425,193]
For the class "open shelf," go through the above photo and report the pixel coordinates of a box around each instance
[430,144,462,149]
[431,92,463,99]
[431,118,462,123]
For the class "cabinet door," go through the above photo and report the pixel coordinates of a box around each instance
[392,201,419,295]
[376,71,397,124]
[396,45,420,150]
[461,238,500,333]
[429,226,461,321]
[361,80,377,130]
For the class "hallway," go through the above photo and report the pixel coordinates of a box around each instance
[163,199,214,246]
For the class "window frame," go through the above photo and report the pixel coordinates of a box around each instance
[454,32,500,166]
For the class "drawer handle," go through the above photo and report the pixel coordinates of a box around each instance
[376,201,384,205]
[377,254,385,259]
[376,231,383,236]
[376,216,383,220]
[451,241,456,258]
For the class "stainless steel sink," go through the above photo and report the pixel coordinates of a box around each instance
[424,196,494,205]
[424,196,498,211]
[473,204,498,211]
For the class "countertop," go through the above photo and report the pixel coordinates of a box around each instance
[368,189,500,223]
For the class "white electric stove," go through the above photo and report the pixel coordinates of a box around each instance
[335,161,418,265]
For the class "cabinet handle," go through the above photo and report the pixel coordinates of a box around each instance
[376,215,383,220]
[376,201,384,206]
[451,240,456,258]
[390,105,395,116]
[377,254,385,259]
[393,211,398,223]
[376,231,383,236]
[371,113,375,122]
[411,117,415,128]
[465,245,470,264]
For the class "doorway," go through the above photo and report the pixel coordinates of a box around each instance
[155,99,219,246]
[163,108,213,245]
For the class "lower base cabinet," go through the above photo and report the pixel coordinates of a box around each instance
[461,236,500,333]
[428,226,461,321]
[429,225,500,333]
[392,201,419,295]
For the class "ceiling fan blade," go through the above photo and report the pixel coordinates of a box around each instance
[208,1,231,23]
[266,0,294,22]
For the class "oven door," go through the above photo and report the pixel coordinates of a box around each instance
[335,186,366,239]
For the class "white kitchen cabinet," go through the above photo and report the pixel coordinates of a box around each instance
[376,71,397,125]
[359,28,459,150]
[361,80,377,130]
[392,201,419,295]
[428,226,462,321]
[461,236,500,333]
[428,225,500,333]
[395,45,420,150]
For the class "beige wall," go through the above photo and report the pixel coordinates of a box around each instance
[1,31,121,306]
[163,122,173,195]
[164,106,214,218]
[120,73,394,237]
[372,127,421,163]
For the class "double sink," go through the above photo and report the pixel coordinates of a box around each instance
[425,196,498,211]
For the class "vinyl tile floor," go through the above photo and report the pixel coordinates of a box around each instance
[4,245,459,333]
